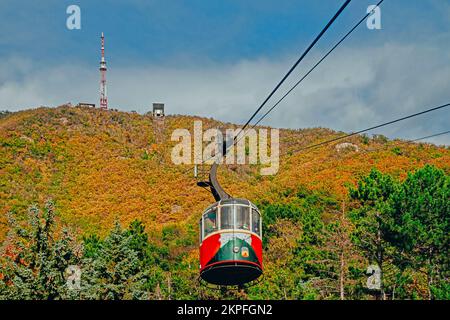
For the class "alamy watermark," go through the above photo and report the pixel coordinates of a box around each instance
[66,5,81,30]
[65,265,81,290]
[366,264,382,290]
[367,5,382,30]
[171,121,279,175]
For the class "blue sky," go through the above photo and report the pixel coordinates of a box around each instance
[1,0,449,144]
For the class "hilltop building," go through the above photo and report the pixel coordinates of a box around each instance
[153,103,165,118]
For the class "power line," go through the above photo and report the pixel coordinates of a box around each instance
[249,0,385,130]
[184,0,442,175]
[410,130,450,143]
[182,105,449,176]
[189,0,353,173]
[234,0,352,143]
[284,103,450,156]
[179,1,448,179]
[358,130,450,155]
[341,129,450,161]
[230,0,385,150]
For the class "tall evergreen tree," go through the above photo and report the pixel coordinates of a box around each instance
[391,165,449,299]
[0,200,80,299]
[349,169,399,299]
[81,221,149,300]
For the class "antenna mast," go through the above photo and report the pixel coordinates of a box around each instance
[99,32,108,110]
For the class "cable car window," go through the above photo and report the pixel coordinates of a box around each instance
[252,209,260,236]
[220,206,233,229]
[203,210,217,237]
[236,206,250,230]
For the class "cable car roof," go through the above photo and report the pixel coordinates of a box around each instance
[203,198,259,212]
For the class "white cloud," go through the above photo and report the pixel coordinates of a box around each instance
[1,41,449,145]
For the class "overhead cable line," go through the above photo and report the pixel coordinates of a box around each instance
[248,0,385,130]
[408,130,450,143]
[192,0,353,173]
[233,0,352,143]
[284,102,450,156]
[231,0,385,149]
[348,129,450,155]
[344,129,450,157]
[182,104,449,176]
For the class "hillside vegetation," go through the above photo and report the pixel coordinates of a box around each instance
[0,105,448,299]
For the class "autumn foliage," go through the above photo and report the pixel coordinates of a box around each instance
[0,105,448,299]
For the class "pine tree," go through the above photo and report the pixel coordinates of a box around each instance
[349,169,399,299]
[0,200,81,299]
[291,207,331,299]
[81,221,149,300]
[391,165,449,299]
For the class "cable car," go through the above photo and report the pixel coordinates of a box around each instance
[199,198,263,286]
[197,147,263,286]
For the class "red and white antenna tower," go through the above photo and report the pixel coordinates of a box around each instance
[99,32,108,110]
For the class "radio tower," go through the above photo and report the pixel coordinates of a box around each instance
[99,32,108,110]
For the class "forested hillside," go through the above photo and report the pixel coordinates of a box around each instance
[0,105,448,299]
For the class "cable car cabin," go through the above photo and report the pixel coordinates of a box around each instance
[199,198,263,286]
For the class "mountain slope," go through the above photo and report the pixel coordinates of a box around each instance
[1,105,449,238]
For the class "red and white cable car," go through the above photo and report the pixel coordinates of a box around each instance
[199,198,263,286]
[197,155,263,286]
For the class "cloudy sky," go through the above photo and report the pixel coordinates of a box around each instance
[1,0,449,144]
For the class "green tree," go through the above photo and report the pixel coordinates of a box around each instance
[0,200,80,299]
[81,221,149,300]
[391,165,449,299]
[349,169,399,299]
